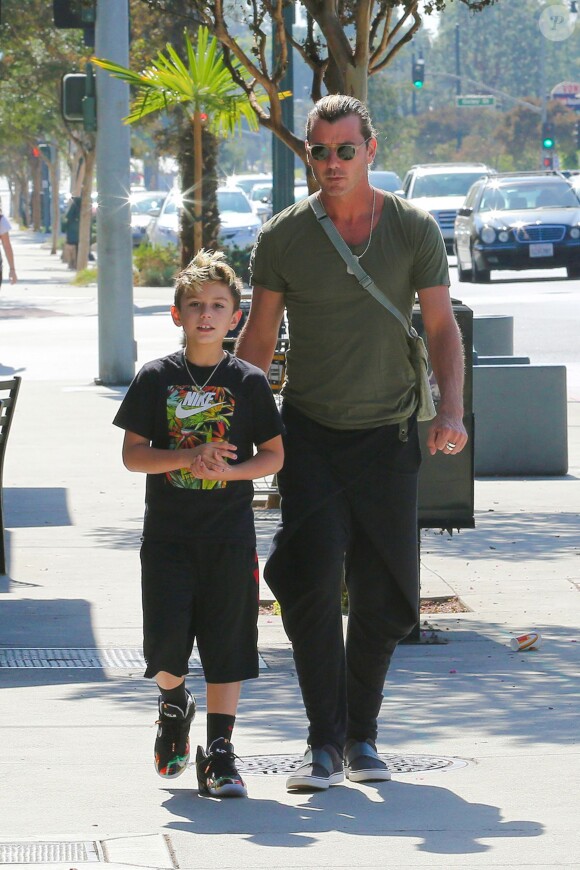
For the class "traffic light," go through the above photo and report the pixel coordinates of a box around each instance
[542,122,555,150]
[412,58,425,89]
[53,0,95,27]
[53,0,95,46]
[61,65,96,132]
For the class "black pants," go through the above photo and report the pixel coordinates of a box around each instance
[265,403,421,752]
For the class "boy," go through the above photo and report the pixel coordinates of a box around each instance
[113,249,284,798]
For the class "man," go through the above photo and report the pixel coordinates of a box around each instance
[236,95,467,791]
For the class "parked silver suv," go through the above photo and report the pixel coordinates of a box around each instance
[403,162,493,253]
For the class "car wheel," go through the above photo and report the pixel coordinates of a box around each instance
[472,256,490,284]
[455,247,472,282]
[566,265,580,280]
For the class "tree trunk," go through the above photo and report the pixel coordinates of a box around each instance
[192,111,203,256]
[76,146,96,272]
[178,114,219,267]
[49,147,60,256]
[202,128,219,250]
[31,155,42,231]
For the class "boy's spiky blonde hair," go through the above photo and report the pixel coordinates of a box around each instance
[174,249,242,311]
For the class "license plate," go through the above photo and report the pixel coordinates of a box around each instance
[529,243,554,258]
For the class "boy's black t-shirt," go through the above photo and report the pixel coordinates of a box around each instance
[113,351,283,544]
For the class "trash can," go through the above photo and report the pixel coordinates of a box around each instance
[402,300,474,642]
[413,298,474,531]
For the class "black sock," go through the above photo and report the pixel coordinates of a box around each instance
[207,713,236,748]
[157,681,188,713]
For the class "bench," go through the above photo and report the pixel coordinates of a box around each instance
[0,377,21,575]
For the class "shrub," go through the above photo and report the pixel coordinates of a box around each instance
[133,243,180,286]
[71,267,98,285]
[224,244,253,285]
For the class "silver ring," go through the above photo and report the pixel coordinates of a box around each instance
[446,442,456,450]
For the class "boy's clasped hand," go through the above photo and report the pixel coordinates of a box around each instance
[189,440,237,479]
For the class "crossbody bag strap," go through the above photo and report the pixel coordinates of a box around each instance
[308,193,418,339]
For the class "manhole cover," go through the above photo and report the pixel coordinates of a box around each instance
[238,753,468,775]
[0,648,266,670]
[0,840,100,863]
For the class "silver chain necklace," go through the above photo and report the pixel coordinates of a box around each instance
[182,349,226,391]
[346,187,376,275]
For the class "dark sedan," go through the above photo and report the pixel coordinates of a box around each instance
[454,172,580,282]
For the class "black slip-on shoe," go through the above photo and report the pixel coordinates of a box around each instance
[286,745,344,791]
[344,739,392,783]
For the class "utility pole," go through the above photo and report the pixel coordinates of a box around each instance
[95,0,135,385]
[272,2,295,216]
[455,24,462,151]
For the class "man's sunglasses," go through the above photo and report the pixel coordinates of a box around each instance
[307,137,371,162]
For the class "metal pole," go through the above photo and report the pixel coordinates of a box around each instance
[455,24,462,151]
[540,33,549,169]
[272,2,295,216]
[95,0,135,385]
[412,52,417,117]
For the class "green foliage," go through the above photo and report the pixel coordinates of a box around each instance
[133,243,180,286]
[224,244,253,286]
[93,27,261,135]
[0,0,88,162]
[71,267,98,286]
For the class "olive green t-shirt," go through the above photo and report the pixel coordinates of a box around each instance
[250,192,450,429]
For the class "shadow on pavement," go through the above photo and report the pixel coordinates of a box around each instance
[162,779,543,854]
[0,598,106,684]
[3,487,71,528]
[422,509,580,561]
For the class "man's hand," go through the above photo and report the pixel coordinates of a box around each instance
[426,412,468,456]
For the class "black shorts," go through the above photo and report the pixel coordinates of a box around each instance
[140,539,260,683]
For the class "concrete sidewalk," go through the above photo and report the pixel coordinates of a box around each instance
[1,231,579,869]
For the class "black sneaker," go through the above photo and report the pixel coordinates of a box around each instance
[154,692,196,779]
[344,738,391,783]
[196,737,247,797]
[286,744,344,791]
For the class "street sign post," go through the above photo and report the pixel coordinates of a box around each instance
[456,94,496,107]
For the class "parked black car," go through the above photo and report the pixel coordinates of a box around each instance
[454,171,580,282]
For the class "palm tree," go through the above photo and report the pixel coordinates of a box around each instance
[93,27,260,258]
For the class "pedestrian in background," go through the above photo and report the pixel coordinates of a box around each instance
[113,249,284,798]
[236,94,467,791]
[0,205,18,288]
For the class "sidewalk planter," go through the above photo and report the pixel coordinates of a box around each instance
[473,364,568,475]
[473,314,514,357]
[475,355,530,366]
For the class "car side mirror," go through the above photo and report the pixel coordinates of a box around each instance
[457,206,473,217]
[148,207,161,217]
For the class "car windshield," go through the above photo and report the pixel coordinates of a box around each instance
[230,177,271,195]
[413,172,487,198]
[218,191,252,213]
[162,195,180,216]
[130,194,164,215]
[479,183,579,211]
[251,185,272,202]
[369,171,402,192]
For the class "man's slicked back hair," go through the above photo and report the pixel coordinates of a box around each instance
[306,95,377,142]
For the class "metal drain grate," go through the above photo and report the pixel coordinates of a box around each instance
[0,840,100,863]
[238,753,468,775]
[0,648,266,670]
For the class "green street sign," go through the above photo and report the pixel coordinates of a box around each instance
[456,95,496,107]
